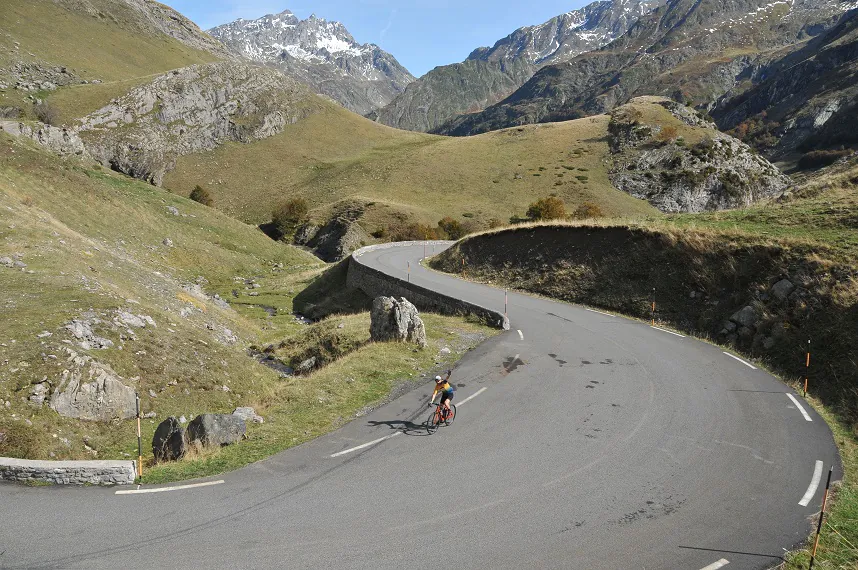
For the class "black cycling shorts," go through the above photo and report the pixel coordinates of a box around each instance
[440,391,454,405]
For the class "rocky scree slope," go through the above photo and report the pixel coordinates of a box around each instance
[608,98,789,211]
[76,61,324,185]
[714,8,858,159]
[209,10,414,115]
[372,0,662,133]
[437,0,856,144]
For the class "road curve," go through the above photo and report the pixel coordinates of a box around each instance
[0,242,840,570]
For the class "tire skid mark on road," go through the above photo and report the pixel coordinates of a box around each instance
[723,352,757,369]
[799,460,824,507]
[786,393,813,422]
[700,559,730,570]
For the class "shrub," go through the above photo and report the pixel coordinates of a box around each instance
[189,185,213,206]
[575,175,589,182]
[390,223,439,241]
[371,227,388,239]
[462,212,475,218]
[573,202,605,219]
[488,218,503,229]
[272,198,309,241]
[798,150,852,170]
[33,102,58,126]
[21,195,34,207]
[526,196,567,221]
[438,216,466,240]
[655,125,678,143]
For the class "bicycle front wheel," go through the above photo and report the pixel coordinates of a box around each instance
[426,407,441,434]
[444,404,457,427]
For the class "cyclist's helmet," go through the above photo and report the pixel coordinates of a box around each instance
[434,375,443,382]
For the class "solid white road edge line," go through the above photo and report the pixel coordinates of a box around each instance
[722,351,758,369]
[517,329,524,340]
[799,460,824,507]
[787,393,813,422]
[700,559,730,570]
[650,326,686,338]
[456,387,488,407]
[585,308,615,318]
[330,432,402,458]
[115,480,224,495]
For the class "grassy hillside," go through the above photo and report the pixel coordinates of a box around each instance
[0,133,494,482]
[0,0,221,122]
[163,102,660,230]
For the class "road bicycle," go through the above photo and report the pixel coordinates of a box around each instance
[426,402,456,434]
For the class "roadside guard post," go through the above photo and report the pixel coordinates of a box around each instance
[804,340,811,397]
[651,288,656,326]
[136,393,143,478]
[809,466,834,569]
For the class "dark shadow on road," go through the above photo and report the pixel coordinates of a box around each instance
[366,419,430,436]
[728,389,788,394]
[678,545,784,561]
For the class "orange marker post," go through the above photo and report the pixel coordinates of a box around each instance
[804,340,811,397]
[651,288,656,326]
[809,466,834,569]
[407,261,411,283]
[462,257,466,278]
[135,393,143,479]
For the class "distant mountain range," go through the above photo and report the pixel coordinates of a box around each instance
[209,10,414,115]
[370,0,664,133]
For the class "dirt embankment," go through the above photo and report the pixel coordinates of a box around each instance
[431,225,858,425]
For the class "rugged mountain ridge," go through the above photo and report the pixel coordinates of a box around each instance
[437,0,856,156]
[208,10,414,115]
[371,0,662,133]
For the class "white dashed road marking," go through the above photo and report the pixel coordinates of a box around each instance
[650,326,686,338]
[517,329,524,340]
[700,559,730,570]
[115,480,224,495]
[723,352,757,369]
[786,393,813,422]
[585,308,615,318]
[456,387,488,407]
[799,460,824,507]
[330,432,402,458]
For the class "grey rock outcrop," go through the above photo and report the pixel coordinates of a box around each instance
[233,407,264,424]
[370,297,427,348]
[0,121,89,157]
[730,306,759,329]
[50,351,137,421]
[187,414,246,447]
[78,61,322,185]
[152,417,187,462]
[771,279,796,302]
[65,318,114,350]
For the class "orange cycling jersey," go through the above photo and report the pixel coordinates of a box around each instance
[432,381,454,399]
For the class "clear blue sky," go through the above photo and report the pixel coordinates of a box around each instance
[167,1,589,77]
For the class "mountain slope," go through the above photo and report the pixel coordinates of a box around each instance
[437,0,855,146]
[371,0,661,133]
[209,10,414,115]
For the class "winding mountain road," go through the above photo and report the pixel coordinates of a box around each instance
[0,242,840,570]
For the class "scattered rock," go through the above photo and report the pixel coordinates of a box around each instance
[179,415,187,424]
[166,206,180,216]
[296,356,317,374]
[36,331,52,338]
[152,417,187,462]
[116,311,151,329]
[29,382,49,406]
[233,406,264,424]
[771,279,796,302]
[187,414,246,447]
[65,319,113,350]
[370,297,427,348]
[148,389,158,398]
[162,238,173,247]
[730,306,758,329]
[143,411,157,419]
[50,353,137,421]
[439,347,451,355]
[0,256,13,268]
[221,385,230,392]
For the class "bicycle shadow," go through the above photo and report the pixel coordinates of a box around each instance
[366,418,431,436]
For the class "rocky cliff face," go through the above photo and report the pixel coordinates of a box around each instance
[372,0,662,133]
[608,98,789,212]
[209,10,414,115]
[78,62,323,185]
[438,0,856,144]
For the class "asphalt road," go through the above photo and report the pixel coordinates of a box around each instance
[0,242,840,570]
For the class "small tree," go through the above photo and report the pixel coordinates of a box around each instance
[438,216,465,240]
[656,125,678,143]
[487,218,503,229]
[573,202,605,220]
[33,102,58,126]
[526,196,567,221]
[189,185,213,207]
[272,198,309,241]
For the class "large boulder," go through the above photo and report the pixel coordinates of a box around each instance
[50,352,136,421]
[187,414,246,447]
[152,417,187,462]
[370,297,427,348]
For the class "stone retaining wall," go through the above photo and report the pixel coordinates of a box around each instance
[349,242,509,330]
[0,457,137,485]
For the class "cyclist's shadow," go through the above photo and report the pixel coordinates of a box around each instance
[366,417,431,436]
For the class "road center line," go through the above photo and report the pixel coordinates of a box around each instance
[650,326,686,338]
[456,387,488,407]
[115,480,224,495]
[786,393,813,422]
[330,432,402,458]
[700,559,730,570]
[799,460,824,506]
[585,308,615,318]
[722,352,757,369]
[517,329,524,340]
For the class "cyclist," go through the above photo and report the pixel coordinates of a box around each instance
[428,369,455,418]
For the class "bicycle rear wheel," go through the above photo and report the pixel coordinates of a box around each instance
[426,407,441,434]
[444,404,457,427]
